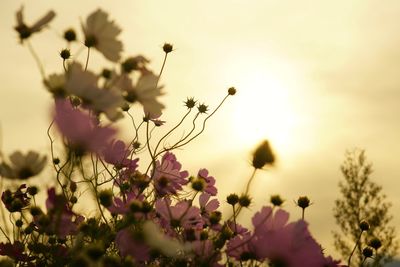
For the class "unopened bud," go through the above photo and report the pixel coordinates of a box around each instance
[297,196,311,209]
[226,194,239,205]
[368,238,382,250]
[228,87,237,95]
[64,29,76,42]
[359,220,370,231]
[238,195,251,208]
[270,194,284,206]
[362,247,373,258]
[252,140,275,169]
[98,190,113,207]
[163,43,173,53]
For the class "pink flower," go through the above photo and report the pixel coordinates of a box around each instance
[0,241,32,262]
[252,207,326,267]
[192,240,223,267]
[226,232,257,261]
[115,228,150,262]
[155,198,202,230]
[197,168,217,196]
[37,188,84,238]
[107,190,144,215]
[1,184,30,213]
[199,192,219,225]
[102,139,137,168]
[153,152,188,197]
[54,99,116,155]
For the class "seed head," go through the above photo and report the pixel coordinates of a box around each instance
[198,103,208,114]
[359,220,370,231]
[64,29,76,42]
[228,87,237,95]
[226,193,239,205]
[296,196,311,209]
[163,43,173,53]
[270,194,284,206]
[60,49,71,60]
[362,247,373,258]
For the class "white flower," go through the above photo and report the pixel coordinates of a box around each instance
[65,62,124,121]
[117,72,165,119]
[43,73,66,97]
[0,151,47,180]
[14,5,56,42]
[81,9,123,62]
[143,221,192,257]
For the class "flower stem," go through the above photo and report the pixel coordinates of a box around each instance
[348,230,364,267]
[84,47,91,71]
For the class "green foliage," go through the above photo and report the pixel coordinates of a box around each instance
[333,149,398,267]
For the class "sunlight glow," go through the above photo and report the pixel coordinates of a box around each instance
[230,68,303,159]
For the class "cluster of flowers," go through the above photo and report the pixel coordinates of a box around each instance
[0,6,379,267]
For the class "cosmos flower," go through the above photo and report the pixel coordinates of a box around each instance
[251,207,326,267]
[155,198,202,230]
[115,228,151,262]
[117,72,165,119]
[197,168,217,196]
[43,73,66,97]
[14,6,56,42]
[153,152,188,197]
[65,62,124,121]
[81,9,123,62]
[102,139,136,168]
[0,151,47,180]
[54,99,117,156]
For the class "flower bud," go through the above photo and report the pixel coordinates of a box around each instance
[129,200,142,213]
[270,194,284,206]
[30,206,42,216]
[69,181,77,192]
[197,103,208,114]
[101,68,112,79]
[99,190,113,207]
[362,247,373,258]
[226,193,239,205]
[209,211,222,225]
[27,186,38,196]
[296,196,310,209]
[359,220,370,231]
[238,195,251,208]
[60,49,71,60]
[228,87,237,95]
[252,140,275,169]
[184,97,196,109]
[64,29,76,42]
[368,238,382,250]
[141,201,152,213]
[70,196,78,204]
[191,178,205,191]
[163,43,173,53]
[15,219,23,228]
[121,57,139,73]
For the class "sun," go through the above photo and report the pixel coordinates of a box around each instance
[230,69,303,159]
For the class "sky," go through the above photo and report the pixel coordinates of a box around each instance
[1,0,399,261]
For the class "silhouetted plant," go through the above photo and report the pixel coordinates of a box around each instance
[333,149,398,267]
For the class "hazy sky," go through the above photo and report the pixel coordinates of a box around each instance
[1,0,399,260]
